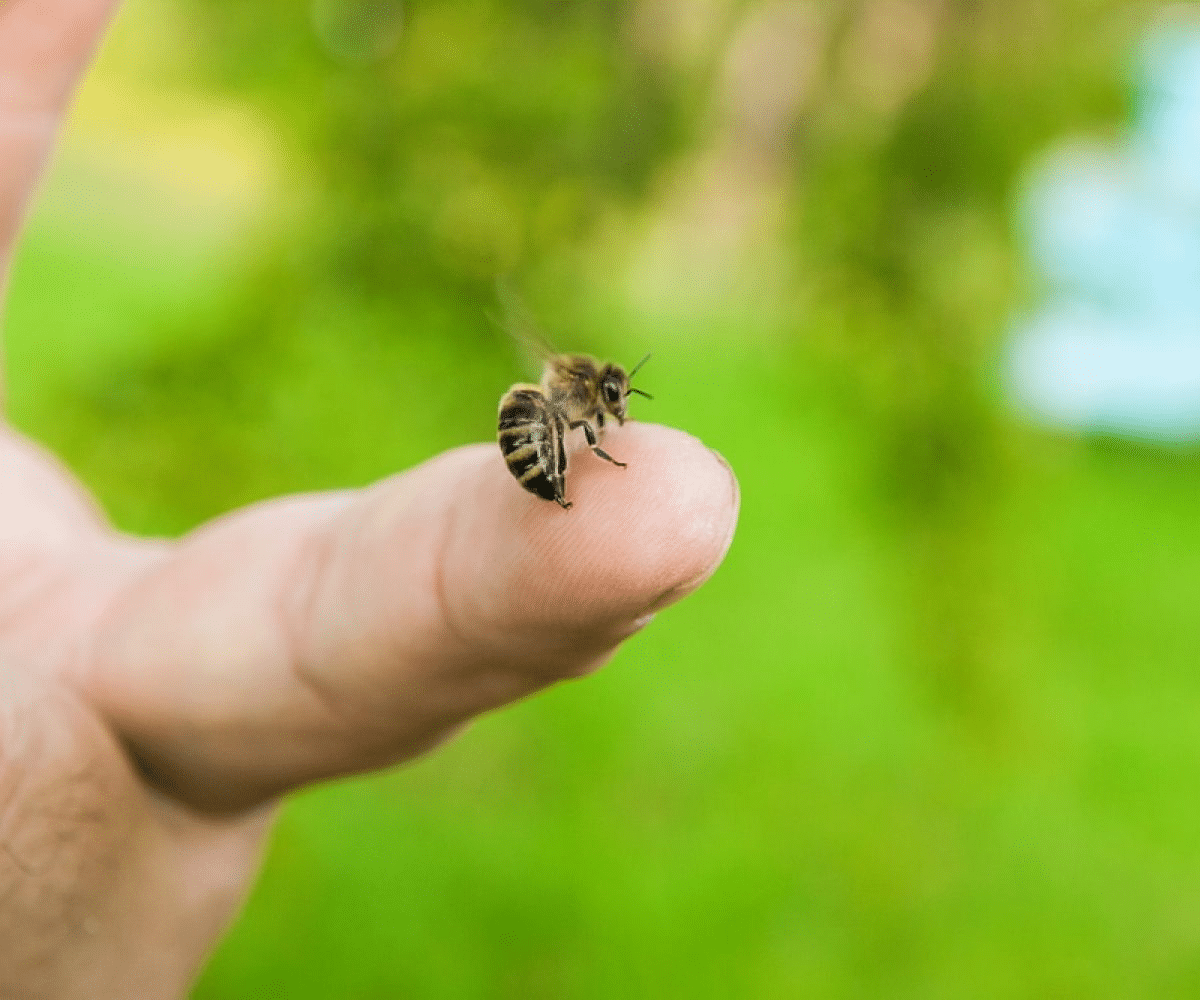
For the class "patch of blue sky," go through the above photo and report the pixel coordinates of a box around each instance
[1007,12,1200,441]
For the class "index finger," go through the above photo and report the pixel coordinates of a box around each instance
[88,423,739,814]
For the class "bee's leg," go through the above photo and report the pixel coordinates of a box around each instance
[553,416,573,509]
[567,419,594,444]
[589,445,626,467]
[569,419,627,468]
[591,447,626,467]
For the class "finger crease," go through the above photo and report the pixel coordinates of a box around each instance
[282,527,356,728]
[432,497,472,657]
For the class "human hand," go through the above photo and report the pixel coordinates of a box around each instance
[0,2,740,996]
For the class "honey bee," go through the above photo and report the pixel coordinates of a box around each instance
[498,347,652,510]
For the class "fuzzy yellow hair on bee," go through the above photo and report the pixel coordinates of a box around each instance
[493,289,651,509]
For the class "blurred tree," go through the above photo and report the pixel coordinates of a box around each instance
[790,0,1136,718]
[179,0,691,313]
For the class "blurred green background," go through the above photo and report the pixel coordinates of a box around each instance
[11,0,1200,996]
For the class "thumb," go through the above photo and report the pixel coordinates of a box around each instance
[0,0,120,268]
[88,423,739,813]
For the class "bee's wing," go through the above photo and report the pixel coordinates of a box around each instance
[492,278,563,376]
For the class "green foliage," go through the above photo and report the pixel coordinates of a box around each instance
[181,0,687,305]
[7,0,1200,996]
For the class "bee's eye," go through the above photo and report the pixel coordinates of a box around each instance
[603,382,620,404]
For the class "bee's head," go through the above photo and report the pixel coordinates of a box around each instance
[599,354,652,426]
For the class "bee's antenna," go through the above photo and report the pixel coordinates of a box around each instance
[628,352,652,379]
[626,352,653,398]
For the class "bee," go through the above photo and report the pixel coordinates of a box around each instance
[497,348,653,510]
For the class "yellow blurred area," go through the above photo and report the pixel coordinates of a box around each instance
[47,1,277,248]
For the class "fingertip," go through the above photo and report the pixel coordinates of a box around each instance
[450,422,739,667]
[556,422,739,611]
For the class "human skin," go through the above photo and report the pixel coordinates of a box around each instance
[0,2,740,996]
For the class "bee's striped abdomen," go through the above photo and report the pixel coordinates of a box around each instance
[498,385,569,507]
